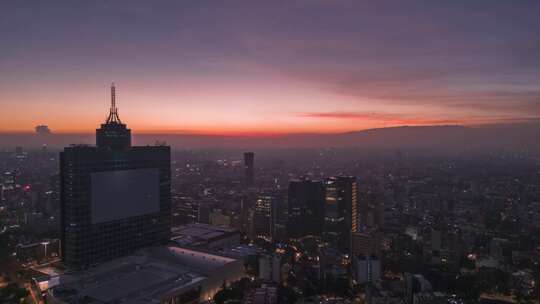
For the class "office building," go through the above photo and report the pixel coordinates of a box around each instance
[325,175,358,252]
[60,84,171,269]
[244,152,255,186]
[251,194,276,240]
[405,273,432,304]
[287,178,325,238]
[243,286,278,304]
[354,255,381,284]
[351,232,380,257]
[431,229,442,252]
[2,171,15,190]
[259,255,272,281]
[258,254,281,283]
[209,209,231,226]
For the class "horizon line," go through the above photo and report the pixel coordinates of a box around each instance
[0,124,470,137]
[3,120,540,137]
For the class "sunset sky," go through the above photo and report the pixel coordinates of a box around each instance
[1,1,540,135]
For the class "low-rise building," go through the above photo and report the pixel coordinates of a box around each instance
[171,223,240,250]
[44,246,245,303]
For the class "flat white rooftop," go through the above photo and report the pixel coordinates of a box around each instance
[49,246,241,303]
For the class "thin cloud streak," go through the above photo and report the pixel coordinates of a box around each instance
[299,111,540,127]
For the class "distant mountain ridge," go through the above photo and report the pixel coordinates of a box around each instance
[1,123,539,152]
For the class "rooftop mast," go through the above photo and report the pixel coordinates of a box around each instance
[106,82,122,124]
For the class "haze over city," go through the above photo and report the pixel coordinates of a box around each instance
[2,2,540,304]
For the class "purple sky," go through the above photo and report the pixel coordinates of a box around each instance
[1,0,539,134]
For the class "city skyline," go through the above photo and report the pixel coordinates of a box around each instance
[3,2,540,303]
[2,1,540,135]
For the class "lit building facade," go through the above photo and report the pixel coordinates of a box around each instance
[252,194,276,240]
[325,176,358,251]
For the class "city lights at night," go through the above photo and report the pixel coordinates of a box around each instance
[1,1,540,304]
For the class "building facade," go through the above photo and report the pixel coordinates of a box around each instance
[251,194,276,240]
[325,175,358,252]
[244,152,255,186]
[287,178,325,238]
[60,84,171,269]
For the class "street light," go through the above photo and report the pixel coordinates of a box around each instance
[41,241,50,262]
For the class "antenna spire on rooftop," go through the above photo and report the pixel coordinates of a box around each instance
[106,82,122,124]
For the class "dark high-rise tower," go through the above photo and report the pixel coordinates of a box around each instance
[325,176,358,252]
[251,194,276,240]
[60,84,171,269]
[287,178,325,238]
[96,83,131,150]
[244,152,255,186]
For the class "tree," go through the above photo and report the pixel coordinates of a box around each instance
[213,278,257,304]
[277,285,297,304]
[0,283,29,303]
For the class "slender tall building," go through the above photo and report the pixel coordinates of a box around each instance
[244,152,255,186]
[287,178,325,238]
[325,176,358,252]
[60,84,171,269]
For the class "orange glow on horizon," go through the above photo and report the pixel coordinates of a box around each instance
[1,81,536,136]
[0,116,526,137]
[1,2,539,137]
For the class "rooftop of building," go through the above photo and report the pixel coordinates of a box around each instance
[47,246,240,304]
[171,222,239,247]
[217,244,259,259]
